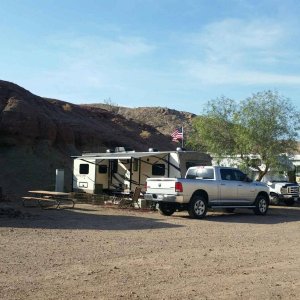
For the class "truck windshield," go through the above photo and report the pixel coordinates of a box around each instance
[262,173,288,183]
[186,168,214,180]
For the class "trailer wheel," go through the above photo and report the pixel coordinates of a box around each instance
[188,195,208,219]
[158,202,176,216]
[254,195,269,215]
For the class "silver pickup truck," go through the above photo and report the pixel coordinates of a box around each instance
[144,166,270,219]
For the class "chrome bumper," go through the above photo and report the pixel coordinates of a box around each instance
[144,193,184,203]
[281,194,298,199]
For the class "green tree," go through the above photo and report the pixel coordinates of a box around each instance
[188,91,300,181]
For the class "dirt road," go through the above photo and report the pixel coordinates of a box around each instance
[1,203,300,299]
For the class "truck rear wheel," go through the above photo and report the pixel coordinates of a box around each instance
[188,195,208,219]
[158,202,176,216]
[254,195,269,215]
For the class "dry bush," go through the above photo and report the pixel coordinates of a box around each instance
[140,130,151,139]
[62,103,72,111]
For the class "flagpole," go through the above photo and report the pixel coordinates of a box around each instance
[181,126,184,148]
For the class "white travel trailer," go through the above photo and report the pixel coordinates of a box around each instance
[72,148,211,194]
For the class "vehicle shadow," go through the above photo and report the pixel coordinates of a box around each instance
[0,205,184,231]
[203,206,300,224]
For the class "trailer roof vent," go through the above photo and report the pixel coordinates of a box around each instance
[115,146,135,153]
[148,148,159,152]
[176,147,186,151]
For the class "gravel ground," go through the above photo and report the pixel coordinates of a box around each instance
[0,202,300,300]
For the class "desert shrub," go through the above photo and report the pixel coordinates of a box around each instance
[140,130,151,139]
[62,103,72,111]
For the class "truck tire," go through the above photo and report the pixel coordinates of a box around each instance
[158,202,176,216]
[188,195,208,219]
[284,198,295,206]
[253,195,269,215]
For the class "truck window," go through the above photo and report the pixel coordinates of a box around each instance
[186,168,214,179]
[220,169,235,181]
[220,169,247,181]
[233,170,247,181]
[152,164,165,176]
[295,166,300,177]
[79,164,89,174]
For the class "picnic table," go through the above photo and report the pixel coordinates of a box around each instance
[22,190,75,209]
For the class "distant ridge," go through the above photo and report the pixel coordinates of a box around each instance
[81,103,196,136]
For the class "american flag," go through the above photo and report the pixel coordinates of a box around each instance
[171,127,183,142]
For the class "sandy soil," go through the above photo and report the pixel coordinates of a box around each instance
[1,202,300,300]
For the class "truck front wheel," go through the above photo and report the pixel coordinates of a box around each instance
[158,202,176,216]
[254,195,269,215]
[188,195,208,219]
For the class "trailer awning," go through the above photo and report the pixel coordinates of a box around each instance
[72,151,174,160]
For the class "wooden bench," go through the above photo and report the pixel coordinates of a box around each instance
[22,196,75,209]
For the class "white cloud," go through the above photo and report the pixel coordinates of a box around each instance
[50,34,156,60]
[182,18,300,85]
[184,61,300,85]
[31,34,158,100]
[197,18,286,62]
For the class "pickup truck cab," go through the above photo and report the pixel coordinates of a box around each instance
[144,166,270,219]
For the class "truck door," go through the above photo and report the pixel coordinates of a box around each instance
[219,169,255,204]
[219,169,238,203]
[233,170,256,203]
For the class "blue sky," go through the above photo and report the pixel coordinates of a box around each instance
[1,0,300,114]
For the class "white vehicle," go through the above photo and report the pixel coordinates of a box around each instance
[144,166,270,218]
[263,173,299,206]
[72,148,211,194]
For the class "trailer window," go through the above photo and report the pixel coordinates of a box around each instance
[98,165,107,174]
[79,164,89,174]
[152,164,165,176]
[111,160,118,173]
[133,158,139,172]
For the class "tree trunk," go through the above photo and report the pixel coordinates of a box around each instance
[256,165,269,181]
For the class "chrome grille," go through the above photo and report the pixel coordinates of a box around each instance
[288,186,299,194]
[281,186,299,195]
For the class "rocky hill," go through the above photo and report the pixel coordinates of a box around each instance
[0,80,184,197]
[82,103,196,136]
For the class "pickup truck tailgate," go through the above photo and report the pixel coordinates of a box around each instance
[146,178,177,194]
